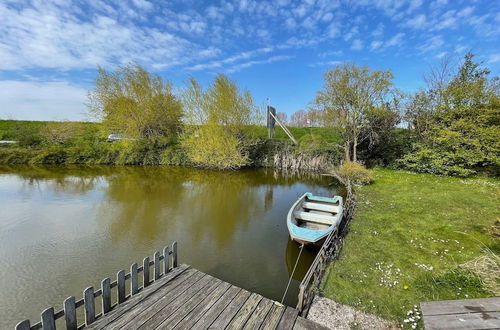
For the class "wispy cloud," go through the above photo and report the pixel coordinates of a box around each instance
[488,53,500,63]
[226,55,294,73]
[187,48,274,71]
[0,1,214,70]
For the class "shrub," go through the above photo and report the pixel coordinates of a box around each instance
[332,161,373,185]
[181,124,248,170]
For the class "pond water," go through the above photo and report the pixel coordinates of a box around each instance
[0,165,340,328]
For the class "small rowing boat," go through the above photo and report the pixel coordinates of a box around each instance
[287,192,343,246]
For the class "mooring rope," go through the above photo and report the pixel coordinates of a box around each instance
[280,243,304,305]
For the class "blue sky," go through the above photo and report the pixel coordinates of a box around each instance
[0,0,499,121]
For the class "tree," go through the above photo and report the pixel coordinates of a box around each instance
[400,53,500,176]
[276,112,288,125]
[289,109,308,127]
[313,63,397,162]
[181,74,260,169]
[88,64,183,143]
[41,121,83,144]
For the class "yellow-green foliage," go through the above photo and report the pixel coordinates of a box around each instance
[182,124,248,170]
[181,74,259,169]
[88,64,183,143]
[336,161,372,185]
[40,121,83,145]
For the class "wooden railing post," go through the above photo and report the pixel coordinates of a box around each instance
[101,278,111,314]
[64,296,77,330]
[163,246,170,273]
[143,257,150,287]
[131,263,138,295]
[117,270,126,304]
[41,307,56,330]
[15,320,30,330]
[83,287,95,325]
[154,251,160,280]
[172,241,178,268]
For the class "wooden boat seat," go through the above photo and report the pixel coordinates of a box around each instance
[294,211,336,225]
[302,202,339,213]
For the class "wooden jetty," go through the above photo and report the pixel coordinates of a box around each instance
[15,242,327,330]
[421,297,500,329]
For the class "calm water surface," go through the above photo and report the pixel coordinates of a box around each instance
[0,165,339,328]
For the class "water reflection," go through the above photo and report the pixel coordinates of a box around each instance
[0,165,338,329]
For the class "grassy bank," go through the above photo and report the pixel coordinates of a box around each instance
[322,169,499,328]
[0,120,342,168]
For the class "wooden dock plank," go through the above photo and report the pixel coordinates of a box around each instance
[208,290,252,329]
[110,271,208,329]
[173,281,232,330]
[423,312,500,330]
[88,264,192,329]
[260,303,286,330]
[226,293,263,330]
[275,307,299,330]
[242,298,274,330]
[135,274,217,329]
[154,278,224,330]
[190,286,242,330]
[421,297,500,316]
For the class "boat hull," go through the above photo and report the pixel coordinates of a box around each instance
[286,192,343,246]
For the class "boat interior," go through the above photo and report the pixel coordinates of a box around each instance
[292,196,340,230]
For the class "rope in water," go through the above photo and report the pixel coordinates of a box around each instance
[280,243,304,305]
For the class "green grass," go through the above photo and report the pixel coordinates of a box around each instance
[251,125,342,143]
[322,168,499,328]
[0,120,341,143]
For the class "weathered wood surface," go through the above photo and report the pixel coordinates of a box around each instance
[421,297,500,330]
[86,266,323,330]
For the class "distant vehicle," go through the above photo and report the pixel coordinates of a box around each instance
[0,140,18,144]
[107,134,139,142]
[107,134,126,142]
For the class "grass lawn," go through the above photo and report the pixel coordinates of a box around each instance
[322,168,499,328]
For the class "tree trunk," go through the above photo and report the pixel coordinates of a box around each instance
[344,141,351,162]
[353,135,357,163]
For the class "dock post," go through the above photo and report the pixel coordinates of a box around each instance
[172,241,178,268]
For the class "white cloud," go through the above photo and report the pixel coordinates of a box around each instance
[386,33,405,47]
[372,23,384,37]
[436,51,447,59]
[226,55,293,73]
[309,60,342,67]
[131,0,153,11]
[0,80,87,121]
[405,14,426,29]
[351,39,364,50]
[419,35,444,52]
[370,40,383,50]
[488,53,500,63]
[407,0,423,13]
[0,1,214,70]
[322,12,333,22]
[187,47,274,71]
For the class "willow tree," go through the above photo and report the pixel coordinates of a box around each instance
[88,64,183,143]
[181,74,260,169]
[313,63,397,162]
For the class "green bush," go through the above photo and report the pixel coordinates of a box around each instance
[160,145,189,166]
[181,125,249,170]
[335,161,373,185]
[397,146,476,177]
